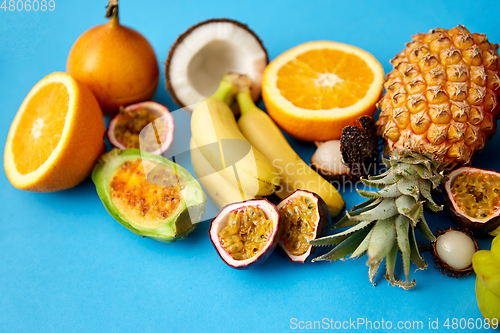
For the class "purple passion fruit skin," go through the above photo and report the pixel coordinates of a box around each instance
[92,148,206,242]
[277,189,331,263]
[445,166,500,235]
[107,101,174,155]
[209,199,280,269]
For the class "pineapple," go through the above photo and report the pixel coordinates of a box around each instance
[378,25,500,168]
[311,26,500,289]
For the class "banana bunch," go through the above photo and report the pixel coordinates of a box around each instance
[235,87,345,217]
[190,137,257,206]
[473,235,500,325]
[190,74,280,208]
[190,73,345,217]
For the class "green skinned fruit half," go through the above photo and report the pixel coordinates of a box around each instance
[92,148,206,242]
[473,235,500,324]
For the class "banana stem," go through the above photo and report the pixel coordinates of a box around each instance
[210,73,251,106]
[236,89,258,116]
[105,0,119,21]
[210,80,237,105]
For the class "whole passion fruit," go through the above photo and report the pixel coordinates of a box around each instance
[108,101,174,155]
[92,148,206,242]
[445,166,500,235]
[209,199,279,269]
[277,190,331,263]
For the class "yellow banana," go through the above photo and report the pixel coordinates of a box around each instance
[236,89,345,216]
[191,73,281,197]
[190,137,257,209]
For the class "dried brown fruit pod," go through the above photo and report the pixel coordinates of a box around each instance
[311,116,380,183]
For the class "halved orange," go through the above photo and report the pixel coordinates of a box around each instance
[4,72,105,192]
[262,41,384,141]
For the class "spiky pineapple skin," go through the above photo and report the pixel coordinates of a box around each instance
[377,25,500,169]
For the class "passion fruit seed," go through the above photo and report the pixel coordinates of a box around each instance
[110,159,182,227]
[218,207,273,261]
[279,197,317,256]
[451,171,500,219]
[113,108,166,151]
[435,230,477,270]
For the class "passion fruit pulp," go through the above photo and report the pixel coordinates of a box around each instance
[92,148,206,242]
[107,102,174,155]
[277,190,331,263]
[445,166,500,235]
[210,199,279,269]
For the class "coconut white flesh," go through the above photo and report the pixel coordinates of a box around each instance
[210,201,278,268]
[311,140,349,175]
[169,21,267,109]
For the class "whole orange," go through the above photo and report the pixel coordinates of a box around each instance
[66,4,159,116]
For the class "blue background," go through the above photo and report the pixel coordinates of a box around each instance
[1,0,500,332]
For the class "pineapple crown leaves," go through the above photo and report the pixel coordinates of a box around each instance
[309,151,446,290]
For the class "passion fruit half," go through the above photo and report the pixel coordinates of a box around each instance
[277,190,331,263]
[445,166,500,235]
[209,199,279,269]
[92,148,206,242]
[108,101,174,155]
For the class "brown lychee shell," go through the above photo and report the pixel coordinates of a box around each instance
[164,18,269,108]
[430,227,478,278]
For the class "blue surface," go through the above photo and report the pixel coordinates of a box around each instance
[1,1,500,332]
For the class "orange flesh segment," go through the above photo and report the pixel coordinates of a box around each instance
[12,82,69,174]
[276,49,374,110]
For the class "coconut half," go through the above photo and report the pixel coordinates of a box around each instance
[165,18,268,110]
